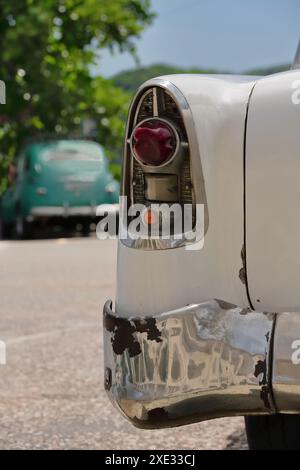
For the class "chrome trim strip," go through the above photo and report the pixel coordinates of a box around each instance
[153,87,158,116]
[31,204,118,217]
[31,206,96,217]
[133,88,153,127]
[292,39,300,70]
[103,299,275,428]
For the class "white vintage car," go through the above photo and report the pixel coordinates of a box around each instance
[103,43,300,449]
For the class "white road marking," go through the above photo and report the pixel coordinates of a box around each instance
[5,322,100,345]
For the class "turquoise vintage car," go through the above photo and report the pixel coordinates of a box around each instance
[0,139,119,238]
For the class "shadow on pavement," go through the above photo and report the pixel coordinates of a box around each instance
[225,427,248,450]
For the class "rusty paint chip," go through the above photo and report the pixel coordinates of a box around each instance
[215,299,237,311]
[254,359,267,386]
[254,358,272,410]
[240,307,252,315]
[260,385,271,410]
[104,312,162,357]
[239,245,246,285]
[147,407,169,423]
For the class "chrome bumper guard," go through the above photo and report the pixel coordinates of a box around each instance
[103,299,300,428]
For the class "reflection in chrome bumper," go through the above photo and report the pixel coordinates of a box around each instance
[103,299,279,428]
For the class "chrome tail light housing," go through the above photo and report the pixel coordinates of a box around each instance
[121,79,208,250]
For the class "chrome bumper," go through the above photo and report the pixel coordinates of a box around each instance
[103,299,300,428]
[31,203,119,218]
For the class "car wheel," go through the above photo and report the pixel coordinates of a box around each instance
[245,414,300,449]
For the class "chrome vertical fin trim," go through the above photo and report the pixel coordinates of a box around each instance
[291,40,300,70]
[272,312,300,411]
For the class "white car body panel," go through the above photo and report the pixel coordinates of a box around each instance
[116,75,257,317]
[246,69,300,312]
[104,65,300,429]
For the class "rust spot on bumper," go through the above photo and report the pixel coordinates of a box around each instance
[239,245,246,285]
[215,299,251,315]
[104,311,162,357]
[214,299,237,310]
[147,407,169,423]
[254,359,271,410]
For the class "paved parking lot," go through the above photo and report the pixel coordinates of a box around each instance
[0,237,248,449]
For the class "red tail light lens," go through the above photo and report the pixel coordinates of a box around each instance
[131,119,177,166]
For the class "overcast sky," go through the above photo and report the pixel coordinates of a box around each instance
[96,0,300,77]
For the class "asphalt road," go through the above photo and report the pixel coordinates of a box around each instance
[0,237,248,450]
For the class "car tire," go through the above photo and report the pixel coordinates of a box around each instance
[13,214,32,240]
[245,414,300,449]
[81,224,90,237]
[0,218,12,239]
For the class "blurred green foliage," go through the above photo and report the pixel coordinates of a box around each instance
[244,64,290,76]
[0,0,291,193]
[0,0,154,191]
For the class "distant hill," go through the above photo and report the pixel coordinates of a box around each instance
[244,64,290,76]
[113,64,222,92]
[113,63,291,93]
